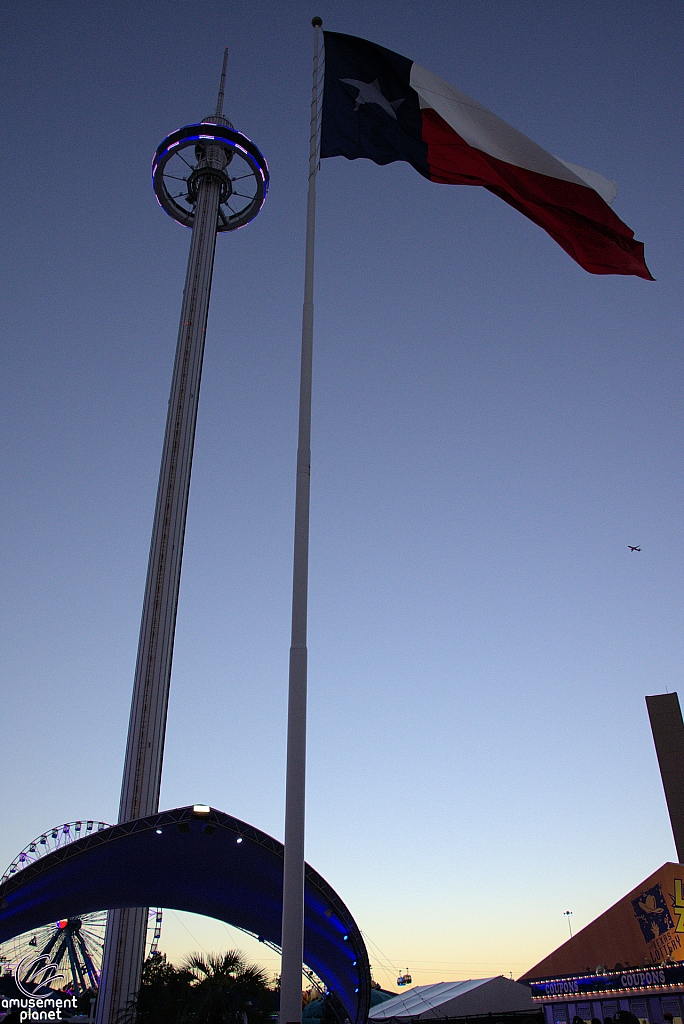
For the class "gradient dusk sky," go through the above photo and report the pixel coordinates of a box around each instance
[1,0,683,989]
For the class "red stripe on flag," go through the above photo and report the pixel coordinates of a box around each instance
[421,107,653,280]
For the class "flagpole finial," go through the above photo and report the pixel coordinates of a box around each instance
[312,16,322,27]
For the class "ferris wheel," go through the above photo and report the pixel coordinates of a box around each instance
[0,821,163,998]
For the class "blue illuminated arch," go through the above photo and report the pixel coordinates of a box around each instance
[0,807,370,1024]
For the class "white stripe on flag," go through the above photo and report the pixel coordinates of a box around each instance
[409,62,617,205]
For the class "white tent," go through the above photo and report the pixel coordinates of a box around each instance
[368,977,535,1022]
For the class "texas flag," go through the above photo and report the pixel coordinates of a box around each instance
[320,32,652,280]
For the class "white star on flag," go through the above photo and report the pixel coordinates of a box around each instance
[340,78,404,119]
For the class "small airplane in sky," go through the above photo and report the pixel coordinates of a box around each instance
[628,545,641,552]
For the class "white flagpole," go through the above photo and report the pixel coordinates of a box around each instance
[279,16,322,1024]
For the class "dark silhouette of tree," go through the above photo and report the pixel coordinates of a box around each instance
[135,951,194,1024]
[182,950,272,1024]
[134,948,275,1024]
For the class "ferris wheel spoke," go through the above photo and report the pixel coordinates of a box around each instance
[71,937,89,996]
[40,929,61,959]
[78,930,103,987]
[52,934,70,974]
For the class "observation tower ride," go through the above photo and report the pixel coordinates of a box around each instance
[95,50,268,1024]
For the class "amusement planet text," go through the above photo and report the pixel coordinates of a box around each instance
[1,996,78,1022]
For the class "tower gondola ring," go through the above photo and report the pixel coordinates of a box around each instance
[152,122,269,232]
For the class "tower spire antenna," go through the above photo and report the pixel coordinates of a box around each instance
[216,47,229,117]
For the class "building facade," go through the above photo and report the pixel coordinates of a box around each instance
[528,965,684,1024]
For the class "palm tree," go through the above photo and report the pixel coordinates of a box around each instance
[183,950,271,1024]
[135,952,194,1024]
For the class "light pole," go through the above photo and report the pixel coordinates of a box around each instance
[95,51,268,1024]
[564,910,573,939]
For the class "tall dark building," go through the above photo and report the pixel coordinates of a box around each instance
[647,691,684,864]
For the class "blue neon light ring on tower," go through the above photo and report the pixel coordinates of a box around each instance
[153,122,269,232]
